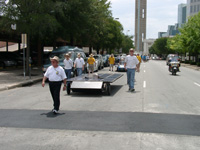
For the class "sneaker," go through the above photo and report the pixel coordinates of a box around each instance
[130,89,135,92]
[52,109,59,114]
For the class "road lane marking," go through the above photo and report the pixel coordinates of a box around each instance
[194,82,200,87]
[144,70,146,73]
[143,81,146,88]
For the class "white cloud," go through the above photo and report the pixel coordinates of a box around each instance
[109,0,187,39]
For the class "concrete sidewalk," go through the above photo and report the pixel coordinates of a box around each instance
[0,67,43,92]
[181,63,200,71]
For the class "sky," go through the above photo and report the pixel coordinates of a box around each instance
[109,0,186,39]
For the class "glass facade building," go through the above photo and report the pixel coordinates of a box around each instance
[178,4,187,28]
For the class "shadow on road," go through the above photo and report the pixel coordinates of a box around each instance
[40,111,65,118]
[2,109,200,136]
[169,73,181,77]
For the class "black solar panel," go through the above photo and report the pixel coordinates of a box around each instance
[68,73,123,83]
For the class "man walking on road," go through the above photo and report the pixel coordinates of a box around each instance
[136,54,142,72]
[42,56,67,114]
[64,53,73,85]
[109,54,115,71]
[87,54,96,75]
[124,48,140,92]
[74,53,85,76]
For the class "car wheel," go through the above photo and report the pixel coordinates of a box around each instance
[0,62,5,69]
[106,83,111,95]
[67,84,71,95]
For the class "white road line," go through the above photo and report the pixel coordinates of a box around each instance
[144,70,146,73]
[143,81,146,88]
[194,82,200,87]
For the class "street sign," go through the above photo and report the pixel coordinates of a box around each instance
[21,34,27,78]
[21,34,27,48]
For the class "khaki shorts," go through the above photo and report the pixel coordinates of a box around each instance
[89,64,94,72]
[110,64,114,67]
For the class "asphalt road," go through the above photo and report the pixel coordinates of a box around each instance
[0,60,200,150]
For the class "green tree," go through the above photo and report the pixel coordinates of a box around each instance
[151,37,173,57]
[149,46,156,54]
[121,35,134,54]
[1,0,59,68]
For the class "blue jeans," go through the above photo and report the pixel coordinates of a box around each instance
[77,68,83,76]
[65,69,72,79]
[127,68,136,89]
[65,69,72,85]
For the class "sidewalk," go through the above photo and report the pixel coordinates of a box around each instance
[181,63,200,71]
[0,67,43,92]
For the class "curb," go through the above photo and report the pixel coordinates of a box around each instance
[182,64,200,71]
[0,77,43,92]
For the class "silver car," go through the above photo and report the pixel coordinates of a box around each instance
[94,55,104,70]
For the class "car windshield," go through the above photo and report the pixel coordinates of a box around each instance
[119,61,125,65]
[44,51,75,64]
[94,56,99,59]
[170,56,178,62]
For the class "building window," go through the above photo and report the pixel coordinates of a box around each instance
[194,5,197,12]
[191,0,193,3]
[142,9,145,18]
[190,5,193,13]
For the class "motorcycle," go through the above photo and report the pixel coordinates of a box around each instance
[169,60,180,75]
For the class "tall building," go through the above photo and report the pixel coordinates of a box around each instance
[178,3,187,28]
[135,0,147,53]
[187,0,200,18]
[158,24,179,38]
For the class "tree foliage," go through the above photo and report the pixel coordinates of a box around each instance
[167,12,200,62]
[0,0,131,52]
[150,37,172,57]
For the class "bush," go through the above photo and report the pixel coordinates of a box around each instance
[197,62,200,67]
[185,60,190,64]
[190,61,197,65]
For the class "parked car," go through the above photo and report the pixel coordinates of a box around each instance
[0,52,23,66]
[116,60,126,72]
[0,52,17,68]
[43,46,87,76]
[94,55,104,70]
[103,55,109,67]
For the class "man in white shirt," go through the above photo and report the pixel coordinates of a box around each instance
[74,53,85,76]
[42,56,67,114]
[124,48,139,92]
[64,53,73,80]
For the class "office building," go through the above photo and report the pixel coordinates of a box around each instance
[187,0,200,17]
[178,4,187,28]
[158,24,179,38]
